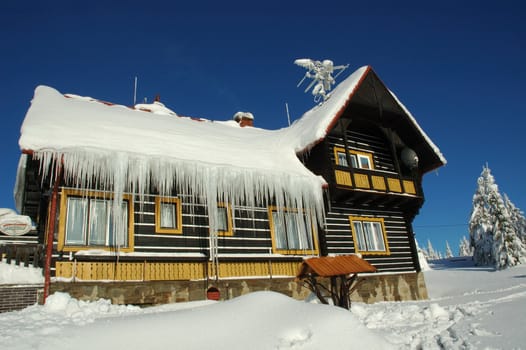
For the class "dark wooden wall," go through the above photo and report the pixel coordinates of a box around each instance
[324,206,417,272]
[133,195,274,256]
[313,119,420,272]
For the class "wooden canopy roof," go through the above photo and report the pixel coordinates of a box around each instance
[296,255,376,279]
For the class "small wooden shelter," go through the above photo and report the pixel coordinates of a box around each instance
[297,255,376,309]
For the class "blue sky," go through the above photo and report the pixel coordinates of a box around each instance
[1,1,524,255]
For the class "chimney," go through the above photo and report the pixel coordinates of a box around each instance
[233,111,254,127]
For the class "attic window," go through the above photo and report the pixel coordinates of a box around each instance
[333,147,374,170]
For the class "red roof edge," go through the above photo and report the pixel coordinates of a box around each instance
[299,66,372,153]
[322,66,372,137]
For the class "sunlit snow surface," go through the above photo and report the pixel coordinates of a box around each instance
[0,260,43,284]
[1,258,525,349]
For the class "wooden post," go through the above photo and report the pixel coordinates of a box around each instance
[43,174,60,303]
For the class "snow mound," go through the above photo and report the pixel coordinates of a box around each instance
[38,291,390,350]
[0,260,44,284]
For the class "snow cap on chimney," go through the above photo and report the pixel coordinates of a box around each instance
[233,111,254,127]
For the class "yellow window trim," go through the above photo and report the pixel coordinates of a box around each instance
[58,188,135,252]
[216,202,233,236]
[349,216,390,256]
[333,146,374,169]
[267,206,319,255]
[333,146,347,166]
[155,196,183,234]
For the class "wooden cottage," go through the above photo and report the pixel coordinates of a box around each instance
[13,66,445,304]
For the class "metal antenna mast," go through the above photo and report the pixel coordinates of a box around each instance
[133,76,138,105]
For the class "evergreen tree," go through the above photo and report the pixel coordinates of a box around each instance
[504,194,526,243]
[426,239,437,260]
[458,236,472,257]
[469,165,526,269]
[492,192,526,269]
[445,241,453,258]
[469,166,496,266]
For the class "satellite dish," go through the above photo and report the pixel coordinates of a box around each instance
[401,148,419,170]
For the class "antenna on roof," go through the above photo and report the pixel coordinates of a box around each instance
[133,76,138,106]
[294,58,348,102]
[285,102,291,126]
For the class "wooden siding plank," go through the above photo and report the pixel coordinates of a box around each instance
[353,173,370,189]
[402,180,417,195]
[335,170,352,187]
[371,175,387,191]
[387,178,402,193]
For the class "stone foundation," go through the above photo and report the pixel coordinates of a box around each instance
[50,271,428,305]
[351,272,428,302]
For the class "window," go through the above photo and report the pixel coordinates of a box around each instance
[155,197,182,234]
[333,147,374,170]
[268,207,318,255]
[356,153,372,169]
[58,189,134,252]
[336,150,348,167]
[216,203,233,236]
[349,216,389,255]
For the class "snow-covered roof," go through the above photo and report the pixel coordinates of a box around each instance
[286,66,446,169]
[17,66,445,236]
[18,84,327,237]
[20,86,310,178]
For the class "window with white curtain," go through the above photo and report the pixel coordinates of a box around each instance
[269,208,317,254]
[65,196,129,248]
[155,197,182,234]
[160,202,177,229]
[349,217,389,254]
[216,205,232,235]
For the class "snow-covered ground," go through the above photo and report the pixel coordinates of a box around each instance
[0,258,525,349]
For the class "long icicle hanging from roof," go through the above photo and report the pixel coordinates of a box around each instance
[33,148,326,256]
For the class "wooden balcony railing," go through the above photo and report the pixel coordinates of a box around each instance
[333,167,420,197]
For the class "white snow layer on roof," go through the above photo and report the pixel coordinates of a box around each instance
[134,101,178,116]
[285,66,369,152]
[287,65,446,166]
[18,67,444,240]
[19,85,326,240]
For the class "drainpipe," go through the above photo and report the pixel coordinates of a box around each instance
[43,169,61,303]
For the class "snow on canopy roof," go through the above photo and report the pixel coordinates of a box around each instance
[285,65,446,168]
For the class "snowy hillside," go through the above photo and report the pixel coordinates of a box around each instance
[0,258,525,349]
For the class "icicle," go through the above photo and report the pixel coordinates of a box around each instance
[32,147,326,254]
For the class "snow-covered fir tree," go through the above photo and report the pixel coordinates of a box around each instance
[504,193,526,243]
[469,166,497,266]
[490,190,526,269]
[445,241,453,258]
[469,165,526,269]
[426,239,438,260]
[458,236,472,257]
